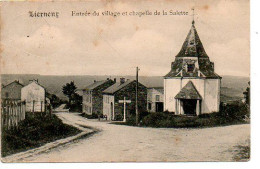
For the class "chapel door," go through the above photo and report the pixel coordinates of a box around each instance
[182,99,197,115]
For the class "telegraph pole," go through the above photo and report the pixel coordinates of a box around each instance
[136,67,139,126]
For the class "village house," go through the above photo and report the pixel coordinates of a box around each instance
[147,87,164,112]
[82,78,115,115]
[1,80,24,101]
[21,79,46,112]
[164,20,221,115]
[102,78,147,121]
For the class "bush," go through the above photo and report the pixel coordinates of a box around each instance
[80,112,98,119]
[139,103,249,128]
[139,111,149,121]
[219,103,249,120]
[114,113,123,121]
[1,114,80,157]
[141,112,171,127]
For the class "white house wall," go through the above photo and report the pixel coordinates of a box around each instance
[21,82,45,112]
[82,91,92,115]
[103,94,115,120]
[204,79,221,113]
[164,78,181,112]
[147,88,164,112]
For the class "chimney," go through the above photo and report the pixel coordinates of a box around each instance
[114,78,116,83]
[120,78,125,85]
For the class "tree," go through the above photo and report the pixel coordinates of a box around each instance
[243,81,250,105]
[70,92,83,112]
[62,81,77,106]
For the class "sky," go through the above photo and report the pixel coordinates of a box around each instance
[0,0,250,77]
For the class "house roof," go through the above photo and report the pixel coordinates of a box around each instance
[148,87,163,89]
[175,81,202,100]
[25,79,46,90]
[2,80,24,88]
[75,89,84,96]
[103,80,134,94]
[85,80,108,90]
[148,87,164,94]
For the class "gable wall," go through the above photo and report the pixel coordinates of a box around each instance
[113,81,147,120]
[147,88,164,112]
[21,82,45,112]
[103,94,115,120]
[91,80,115,115]
[1,83,23,100]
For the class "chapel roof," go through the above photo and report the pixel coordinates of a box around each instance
[175,22,208,58]
[164,21,221,79]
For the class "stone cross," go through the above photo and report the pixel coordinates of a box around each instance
[118,97,131,122]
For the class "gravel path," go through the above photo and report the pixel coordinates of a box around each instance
[20,113,250,162]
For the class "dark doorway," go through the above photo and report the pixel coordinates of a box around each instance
[110,102,113,120]
[156,102,164,112]
[182,99,197,115]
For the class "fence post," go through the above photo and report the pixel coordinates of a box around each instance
[1,102,3,129]
[15,101,18,128]
[32,100,35,114]
[1,100,28,130]
[41,101,43,113]
[9,104,11,129]
[23,102,26,119]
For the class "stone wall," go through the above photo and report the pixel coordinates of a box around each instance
[113,81,147,120]
[92,80,115,115]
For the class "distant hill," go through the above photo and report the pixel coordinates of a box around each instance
[1,74,249,101]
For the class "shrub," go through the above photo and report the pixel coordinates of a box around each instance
[140,103,249,128]
[114,113,123,121]
[216,103,249,124]
[1,114,80,157]
[139,111,149,121]
[80,112,98,119]
[142,112,169,127]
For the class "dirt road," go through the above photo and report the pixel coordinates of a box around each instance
[20,113,250,162]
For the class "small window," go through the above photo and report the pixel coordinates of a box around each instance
[187,64,195,72]
[189,40,195,45]
[156,95,160,102]
[5,92,9,98]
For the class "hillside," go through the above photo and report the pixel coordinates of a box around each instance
[1,74,249,101]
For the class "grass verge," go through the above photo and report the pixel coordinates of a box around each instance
[1,114,81,157]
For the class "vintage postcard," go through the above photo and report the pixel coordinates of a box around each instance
[0,0,250,163]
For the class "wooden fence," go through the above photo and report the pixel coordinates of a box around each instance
[1,100,26,129]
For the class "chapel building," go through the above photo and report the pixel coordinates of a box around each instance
[164,20,221,115]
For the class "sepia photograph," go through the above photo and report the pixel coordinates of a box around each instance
[0,0,250,163]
